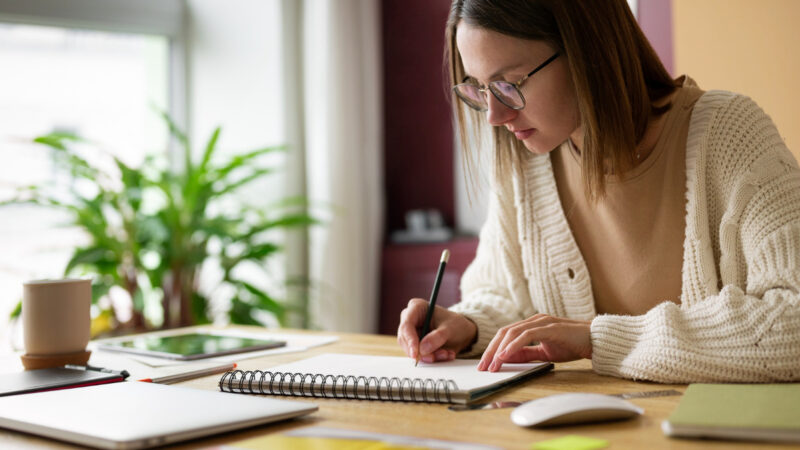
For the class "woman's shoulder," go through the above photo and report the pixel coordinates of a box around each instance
[688,87,796,177]
[691,88,762,130]
[691,87,782,141]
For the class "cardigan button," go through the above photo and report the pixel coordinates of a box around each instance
[567,268,575,279]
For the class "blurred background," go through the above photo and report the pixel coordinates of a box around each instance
[0,0,798,350]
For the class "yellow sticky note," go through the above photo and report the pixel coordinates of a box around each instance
[227,435,424,450]
[532,435,609,450]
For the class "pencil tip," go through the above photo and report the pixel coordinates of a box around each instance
[441,249,450,263]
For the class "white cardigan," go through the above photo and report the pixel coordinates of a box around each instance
[450,90,800,383]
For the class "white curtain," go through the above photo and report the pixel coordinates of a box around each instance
[285,0,383,333]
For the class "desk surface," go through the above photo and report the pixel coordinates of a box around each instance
[0,326,788,449]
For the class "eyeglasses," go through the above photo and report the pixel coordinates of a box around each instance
[453,53,560,112]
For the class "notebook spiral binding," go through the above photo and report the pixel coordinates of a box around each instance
[219,369,459,403]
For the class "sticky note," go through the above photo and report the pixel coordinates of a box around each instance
[532,435,609,450]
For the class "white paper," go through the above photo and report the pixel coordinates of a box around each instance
[263,353,548,392]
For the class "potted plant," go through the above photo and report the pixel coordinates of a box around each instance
[2,113,317,334]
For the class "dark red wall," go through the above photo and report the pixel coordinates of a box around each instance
[382,0,454,234]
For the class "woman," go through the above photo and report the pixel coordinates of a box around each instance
[397,0,800,383]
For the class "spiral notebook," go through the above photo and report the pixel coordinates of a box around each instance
[218,353,553,404]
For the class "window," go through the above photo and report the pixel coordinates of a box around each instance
[0,22,171,349]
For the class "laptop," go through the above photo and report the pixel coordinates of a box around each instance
[0,381,317,449]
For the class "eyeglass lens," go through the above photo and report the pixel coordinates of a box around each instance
[454,81,524,112]
[490,82,524,109]
[454,84,487,111]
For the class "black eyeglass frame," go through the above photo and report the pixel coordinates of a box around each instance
[453,52,560,112]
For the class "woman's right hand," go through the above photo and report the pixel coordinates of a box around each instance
[397,298,478,363]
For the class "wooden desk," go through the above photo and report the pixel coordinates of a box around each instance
[0,326,786,449]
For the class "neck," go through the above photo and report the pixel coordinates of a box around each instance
[568,91,676,168]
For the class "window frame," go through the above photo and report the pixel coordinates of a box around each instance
[0,0,188,139]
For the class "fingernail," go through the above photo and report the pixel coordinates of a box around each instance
[422,355,434,363]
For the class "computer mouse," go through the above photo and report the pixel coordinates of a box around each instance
[510,393,644,427]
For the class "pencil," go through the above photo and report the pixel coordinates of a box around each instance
[415,249,450,367]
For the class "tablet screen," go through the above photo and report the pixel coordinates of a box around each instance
[99,333,285,360]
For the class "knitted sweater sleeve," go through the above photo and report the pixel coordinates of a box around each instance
[449,180,532,357]
[590,94,800,383]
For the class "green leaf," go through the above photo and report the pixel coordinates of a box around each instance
[135,216,170,246]
[213,146,285,181]
[243,214,319,240]
[196,216,240,239]
[132,289,145,313]
[228,297,263,326]
[157,110,193,185]
[9,300,21,319]
[64,247,119,275]
[213,168,274,197]
[115,157,144,207]
[191,292,212,325]
[157,109,189,149]
[199,127,221,173]
[238,281,285,321]
[268,214,319,228]
[91,282,112,305]
[32,132,82,151]
[238,243,281,261]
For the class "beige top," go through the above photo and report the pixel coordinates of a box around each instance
[551,77,706,315]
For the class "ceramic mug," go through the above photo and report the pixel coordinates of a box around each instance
[22,279,91,356]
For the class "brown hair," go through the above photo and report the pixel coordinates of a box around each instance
[446,0,678,201]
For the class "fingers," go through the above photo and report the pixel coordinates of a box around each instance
[490,327,553,370]
[478,314,545,370]
[397,298,429,358]
[496,323,551,359]
[479,314,555,371]
[419,327,448,356]
[497,345,549,363]
[477,330,504,370]
[419,348,456,364]
[434,348,456,361]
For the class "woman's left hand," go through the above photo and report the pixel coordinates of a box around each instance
[478,314,592,372]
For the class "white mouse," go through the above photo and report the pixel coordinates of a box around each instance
[511,393,644,427]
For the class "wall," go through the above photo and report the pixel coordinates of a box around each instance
[637,0,673,75]
[673,0,800,159]
[187,0,284,152]
[382,0,454,234]
[186,0,288,324]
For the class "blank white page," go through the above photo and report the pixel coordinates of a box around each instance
[265,353,549,392]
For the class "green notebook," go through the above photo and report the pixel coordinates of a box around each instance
[663,383,800,443]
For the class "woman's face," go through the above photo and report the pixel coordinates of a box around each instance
[456,23,580,154]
